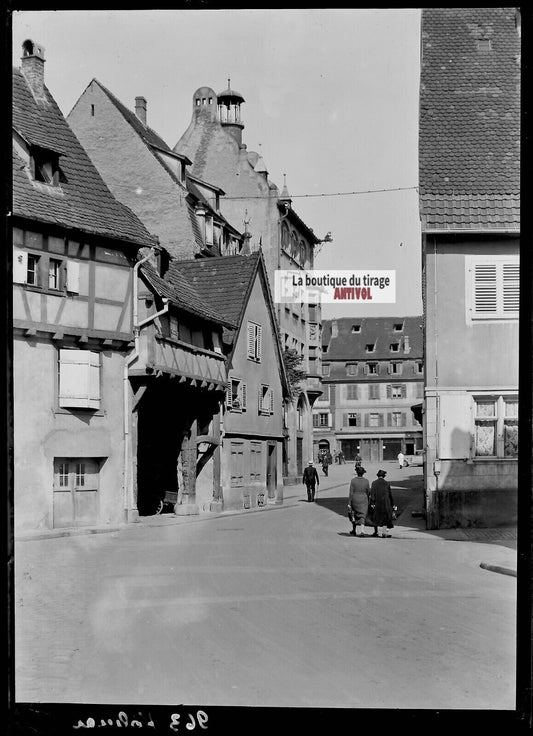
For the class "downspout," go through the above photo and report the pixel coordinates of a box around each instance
[123,247,169,520]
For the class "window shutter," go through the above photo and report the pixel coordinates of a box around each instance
[269,388,274,414]
[13,248,28,284]
[59,350,100,409]
[473,263,498,315]
[401,413,406,427]
[343,413,348,427]
[241,382,247,411]
[247,323,255,359]
[256,325,262,361]
[226,380,232,408]
[386,385,392,399]
[402,385,407,398]
[378,414,384,427]
[387,412,392,426]
[66,260,80,293]
[313,414,319,428]
[364,414,370,428]
[502,263,519,314]
[327,413,333,427]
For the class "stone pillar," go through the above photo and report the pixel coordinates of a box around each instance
[210,412,223,513]
[175,419,199,515]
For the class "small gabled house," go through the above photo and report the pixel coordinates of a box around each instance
[176,251,290,511]
[67,80,244,260]
[12,40,158,531]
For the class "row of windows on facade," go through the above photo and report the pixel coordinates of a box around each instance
[313,411,415,429]
[322,362,423,377]
[226,377,274,415]
[319,383,422,401]
[281,223,311,270]
[14,247,80,292]
[200,213,241,254]
[347,322,406,334]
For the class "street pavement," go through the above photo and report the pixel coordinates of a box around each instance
[13,461,517,710]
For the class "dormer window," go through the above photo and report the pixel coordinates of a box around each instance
[32,146,62,186]
[393,322,403,332]
[204,215,213,245]
[351,324,361,333]
[390,343,400,352]
[365,343,375,353]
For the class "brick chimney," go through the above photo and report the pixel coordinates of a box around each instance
[331,320,338,338]
[135,96,147,125]
[21,39,46,101]
[403,335,411,354]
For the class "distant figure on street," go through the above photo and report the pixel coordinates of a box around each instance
[397,451,405,469]
[354,452,362,471]
[303,460,319,502]
[338,451,345,464]
[369,469,395,538]
[333,449,339,464]
[348,466,370,537]
[321,451,332,476]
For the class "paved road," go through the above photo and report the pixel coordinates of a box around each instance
[14,463,516,710]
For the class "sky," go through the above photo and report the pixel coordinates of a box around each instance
[12,8,423,320]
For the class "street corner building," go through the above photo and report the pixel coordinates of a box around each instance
[313,317,424,463]
[173,82,326,482]
[176,251,290,512]
[419,8,520,528]
[12,40,158,531]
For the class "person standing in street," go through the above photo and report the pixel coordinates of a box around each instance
[321,451,331,477]
[302,460,319,502]
[397,451,405,469]
[347,466,370,537]
[369,469,395,537]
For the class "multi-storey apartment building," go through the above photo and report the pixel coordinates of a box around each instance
[174,83,325,482]
[313,317,424,463]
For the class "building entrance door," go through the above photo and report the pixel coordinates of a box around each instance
[53,458,99,528]
[267,443,277,498]
[296,437,303,475]
[383,440,402,461]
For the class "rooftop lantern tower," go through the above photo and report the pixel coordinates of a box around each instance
[217,79,245,145]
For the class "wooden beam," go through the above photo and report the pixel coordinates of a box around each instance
[132,384,148,412]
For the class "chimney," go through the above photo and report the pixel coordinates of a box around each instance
[331,320,338,338]
[135,96,147,125]
[21,39,46,101]
[403,335,411,354]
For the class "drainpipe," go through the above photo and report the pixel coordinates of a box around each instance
[123,247,169,521]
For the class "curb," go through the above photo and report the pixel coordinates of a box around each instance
[479,562,517,578]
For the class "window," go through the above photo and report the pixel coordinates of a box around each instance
[348,413,359,427]
[32,147,62,186]
[390,343,399,352]
[48,258,61,290]
[390,412,403,427]
[319,413,330,427]
[346,363,357,376]
[27,253,40,286]
[322,363,330,376]
[258,384,274,415]
[389,384,404,399]
[390,363,402,375]
[474,395,518,458]
[347,384,358,400]
[369,413,380,427]
[367,363,377,375]
[415,362,423,374]
[365,343,375,353]
[13,246,80,293]
[58,350,101,410]
[54,458,99,492]
[227,378,247,412]
[467,256,519,320]
[477,39,492,51]
[393,323,403,332]
[368,384,380,399]
[351,324,361,333]
[247,321,262,362]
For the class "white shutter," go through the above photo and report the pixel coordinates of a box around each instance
[502,263,519,314]
[241,382,247,411]
[66,260,80,293]
[13,247,28,284]
[226,379,232,408]
[247,322,255,359]
[59,350,100,409]
[473,263,498,315]
[256,325,262,362]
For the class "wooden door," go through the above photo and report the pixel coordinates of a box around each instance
[53,458,99,528]
[267,443,277,498]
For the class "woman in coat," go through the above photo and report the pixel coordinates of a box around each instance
[369,469,395,538]
[347,466,370,537]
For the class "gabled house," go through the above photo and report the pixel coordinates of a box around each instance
[419,8,520,528]
[174,83,324,484]
[314,317,424,462]
[12,40,159,531]
[67,79,244,260]
[176,251,290,511]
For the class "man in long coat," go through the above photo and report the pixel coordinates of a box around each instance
[302,461,320,502]
[369,469,395,537]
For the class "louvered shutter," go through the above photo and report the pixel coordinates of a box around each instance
[247,322,255,359]
[378,414,384,427]
[387,412,392,426]
[313,414,319,428]
[502,263,519,315]
[226,380,232,408]
[343,413,348,427]
[256,325,262,362]
[66,260,80,293]
[241,382,247,411]
[59,350,100,409]
[13,248,28,284]
[386,385,392,399]
[401,413,406,427]
[269,388,274,414]
[473,263,498,315]
[364,414,370,428]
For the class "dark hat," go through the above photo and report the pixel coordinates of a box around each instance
[355,466,366,475]
[376,469,387,477]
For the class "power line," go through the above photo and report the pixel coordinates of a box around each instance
[223,185,419,200]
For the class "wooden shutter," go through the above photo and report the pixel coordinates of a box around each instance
[66,260,80,293]
[386,385,392,399]
[503,263,519,314]
[473,263,498,315]
[256,325,262,362]
[401,413,407,426]
[59,350,100,409]
[313,414,319,428]
[402,384,407,398]
[343,413,349,427]
[241,382,247,411]
[13,248,28,284]
[247,322,255,359]
[364,414,370,427]
[378,414,384,427]
[387,412,392,426]
[269,388,274,414]
[226,379,232,408]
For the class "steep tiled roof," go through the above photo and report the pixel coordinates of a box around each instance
[12,68,156,247]
[419,8,520,231]
[175,252,261,329]
[141,261,235,328]
[322,317,423,362]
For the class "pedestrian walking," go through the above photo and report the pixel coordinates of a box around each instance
[302,460,319,502]
[333,449,339,464]
[338,451,345,464]
[369,469,395,537]
[397,451,405,469]
[347,466,370,537]
[321,450,332,476]
[354,452,362,471]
